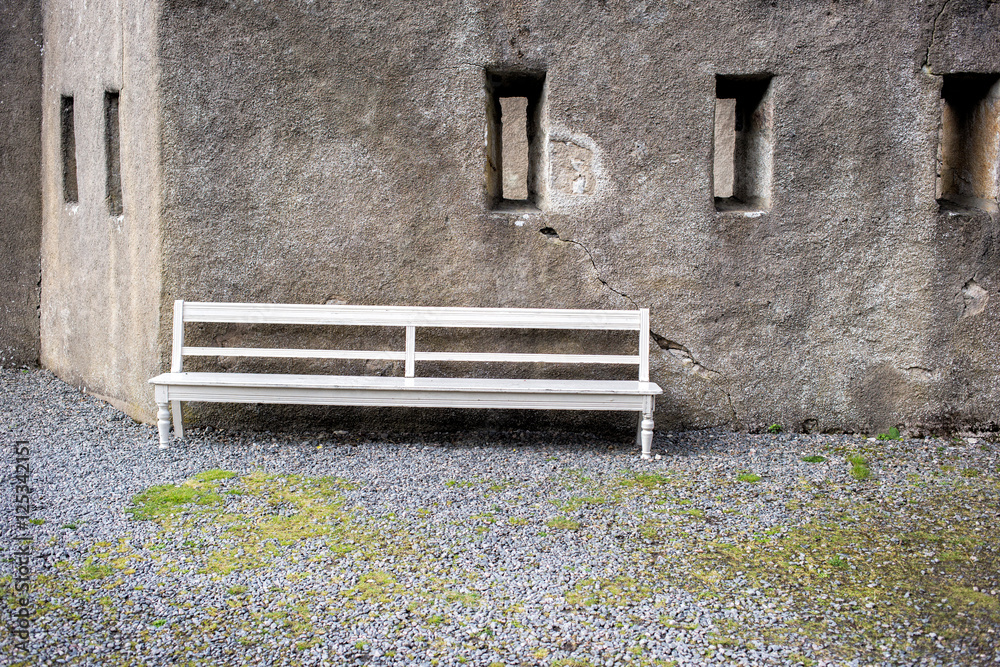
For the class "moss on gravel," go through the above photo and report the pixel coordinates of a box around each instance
[7,443,999,666]
[683,478,1000,661]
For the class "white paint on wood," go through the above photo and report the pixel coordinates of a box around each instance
[415,352,639,364]
[171,400,184,439]
[171,300,184,373]
[405,325,415,378]
[150,303,662,453]
[183,347,407,361]
[150,372,662,394]
[156,402,170,450]
[148,382,653,411]
[180,302,643,330]
[639,308,650,382]
[182,348,637,365]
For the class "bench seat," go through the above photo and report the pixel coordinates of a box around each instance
[150,372,660,409]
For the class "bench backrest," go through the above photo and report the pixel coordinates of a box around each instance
[170,301,651,381]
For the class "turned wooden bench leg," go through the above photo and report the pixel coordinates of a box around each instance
[639,396,655,460]
[156,402,171,449]
[640,413,654,460]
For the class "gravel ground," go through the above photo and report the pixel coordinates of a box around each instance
[1,368,998,667]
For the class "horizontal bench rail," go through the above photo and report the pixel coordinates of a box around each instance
[415,352,638,364]
[180,302,643,330]
[182,346,639,366]
[152,372,660,393]
[182,347,407,361]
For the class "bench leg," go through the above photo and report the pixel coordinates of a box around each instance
[171,400,184,440]
[157,402,171,449]
[640,412,654,460]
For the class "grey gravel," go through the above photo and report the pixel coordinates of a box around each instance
[1,368,998,666]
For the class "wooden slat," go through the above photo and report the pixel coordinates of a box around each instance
[183,347,405,361]
[150,371,663,395]
[405,326,415,378]
[182,347,636,366]
[413,352,639,365]
[171,300,184,373]
[156,383,654,411]
[170,400,183,438]
[182,347,636,365]
[639,308,650,382]
[180,302,642,330]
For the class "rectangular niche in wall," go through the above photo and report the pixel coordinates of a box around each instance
[485,69,546,211]
[937,73,1000,213]
[714,75,773,212]
[60,95,78,204]
[104,91,122,216]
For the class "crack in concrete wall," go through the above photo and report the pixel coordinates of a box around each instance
[538,226,740,427]
[537,227,638,307]
[960,278,989,318]
[649,331,739,427]
[906,366,935,382]
[922,0,953,73]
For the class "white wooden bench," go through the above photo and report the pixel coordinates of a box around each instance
[149,301,663,457]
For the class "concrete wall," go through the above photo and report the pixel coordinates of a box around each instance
[40,0,162,421]
[151,0,1000,435]
[925,0,1000,434]
[0,0,42,367]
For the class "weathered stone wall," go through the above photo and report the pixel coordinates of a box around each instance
[0,0,42,367]
[154,0,997,435]
[40,0,162,421]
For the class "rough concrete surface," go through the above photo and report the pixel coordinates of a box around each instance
[24,0,1000,436]
[0,0,42,367]
[39,0,162,422]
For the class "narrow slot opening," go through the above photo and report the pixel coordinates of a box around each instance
[937,73,1000,213]
[714,75,773,212]
[104,91,122,216]
[486,69,546,211]
[60,95,78,204]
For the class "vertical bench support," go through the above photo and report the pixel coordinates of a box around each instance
[405,325,416,378]
[639,308,650,382]
[170,300,185,440]
[637,308,653,459]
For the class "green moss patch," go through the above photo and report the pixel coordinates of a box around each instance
[126,482,222,521]
[192,469,237,482]
[846,454,871,481]
[566,575,653,607]
[545,517,581,531]
[343,570,401,603]
[621,471,673,489]
[687,481,1000,661]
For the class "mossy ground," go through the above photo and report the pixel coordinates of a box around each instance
[687,480,999,661]
[2,438,998,666]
